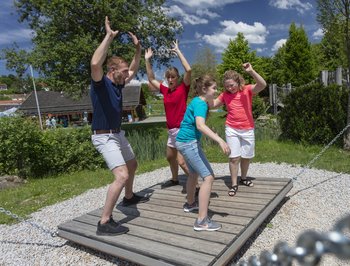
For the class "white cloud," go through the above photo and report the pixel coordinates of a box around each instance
[165,5,208,25]
[271,39,287,51]
[0,29,33,45]
[269,0,312,14]
[173,0,246,8]
[196,9,220,19]
[200,20,268,52]
[313,28,324,39]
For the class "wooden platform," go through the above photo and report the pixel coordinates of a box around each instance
[58,176,292,266]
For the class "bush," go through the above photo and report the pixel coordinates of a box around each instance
[252,96,266,119]
[0,116,47,177]
[279,83,348,146]
[0,116,169,178]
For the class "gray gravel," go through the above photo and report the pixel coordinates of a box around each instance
[1,162,349,266]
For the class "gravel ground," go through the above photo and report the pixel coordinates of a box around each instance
[1,162,349,266]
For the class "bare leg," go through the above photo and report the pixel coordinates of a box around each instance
[229,157,240,186]
[186,173,198,204]
[124,158,138,199]
[167,146,179,181]
[100,165,129,224]
[240,158,250,180]
[198,175,214,221]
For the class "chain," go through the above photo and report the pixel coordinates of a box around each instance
[236,214,350,266]
[0,207,58,237]
[292,123,350,181]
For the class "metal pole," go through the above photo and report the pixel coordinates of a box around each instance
[30,65,43,130]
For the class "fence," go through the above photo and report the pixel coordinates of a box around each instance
[269,67,349,115]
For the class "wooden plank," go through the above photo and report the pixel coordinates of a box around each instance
[212,179,293,266]
[86,210,238,242]
[57,176,293,266]
[59,220,214,266]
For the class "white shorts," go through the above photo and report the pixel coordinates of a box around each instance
[225,126,255,159]
[91,130,135,170]
[167,128,180,148]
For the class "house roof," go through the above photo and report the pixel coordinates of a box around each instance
[19,84,145,115]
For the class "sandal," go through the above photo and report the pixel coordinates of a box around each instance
[228,185,238,197]
[239,179,254,187]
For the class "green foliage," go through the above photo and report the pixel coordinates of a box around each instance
[217,33,267,85]
[316,0,349,69]
[0,116,168,178]
[279,83,348,146]
[191,46,219,97]
[252,95,266,119]
[3,0,182,96]
[0,95,11,100]
[0,116,46,178]
[283,23,316,86]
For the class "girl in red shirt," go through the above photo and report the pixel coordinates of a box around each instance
[145,40,192,187]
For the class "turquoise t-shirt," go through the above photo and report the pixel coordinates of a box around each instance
[176,97,208,142]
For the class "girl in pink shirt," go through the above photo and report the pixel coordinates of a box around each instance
[211,63,266,197]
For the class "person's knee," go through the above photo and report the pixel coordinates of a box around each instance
[112,167,130,185]
[230,157,241,164]
[204,175,215,184]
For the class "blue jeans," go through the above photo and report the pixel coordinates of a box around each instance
[175,140,214,180]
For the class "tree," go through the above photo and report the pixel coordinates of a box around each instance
[283,23,316,87]
[2,0,182,96]
[217,33,265,83]
[190,46,218,92]
[317,0,350,149]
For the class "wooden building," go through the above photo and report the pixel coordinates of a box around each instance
[18,84,146,126]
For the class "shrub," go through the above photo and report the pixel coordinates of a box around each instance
[279,83,348,146]
[0,116,47,177]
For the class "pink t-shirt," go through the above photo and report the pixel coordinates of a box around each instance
[217,84,254,129]
[160,82,190,129]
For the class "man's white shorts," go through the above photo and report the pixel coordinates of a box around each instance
[91,130,135,170]
[225,126,255,159]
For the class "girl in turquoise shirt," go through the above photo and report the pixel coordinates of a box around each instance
[176,75,230,231]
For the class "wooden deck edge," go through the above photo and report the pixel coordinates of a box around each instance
[58,230,175,266]
[211,179,293,266]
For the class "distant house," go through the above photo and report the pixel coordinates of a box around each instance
[0,84,8,91]
[0,94,28,112]
[18,84,146,126]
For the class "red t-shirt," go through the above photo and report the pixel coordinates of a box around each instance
[217,85,254,129]
[160,82,190,129]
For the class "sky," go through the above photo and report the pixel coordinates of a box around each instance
[0,0,322,80]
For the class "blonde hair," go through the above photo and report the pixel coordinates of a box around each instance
[223,70,245,91]
[165,67,180,79]
[194,74,216,96]
[106,56,128,72]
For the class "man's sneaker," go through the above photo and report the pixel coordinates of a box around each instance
[183,201,199,212]
[96,216,129,236]
[122,193,149,207]
[193,216,221,231]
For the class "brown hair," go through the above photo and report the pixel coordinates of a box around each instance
[165,67,180,79]
[194,74,216,96]
[106,56,128,72]
[223,70,245,91]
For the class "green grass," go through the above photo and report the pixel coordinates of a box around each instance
[1,112,350,224]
